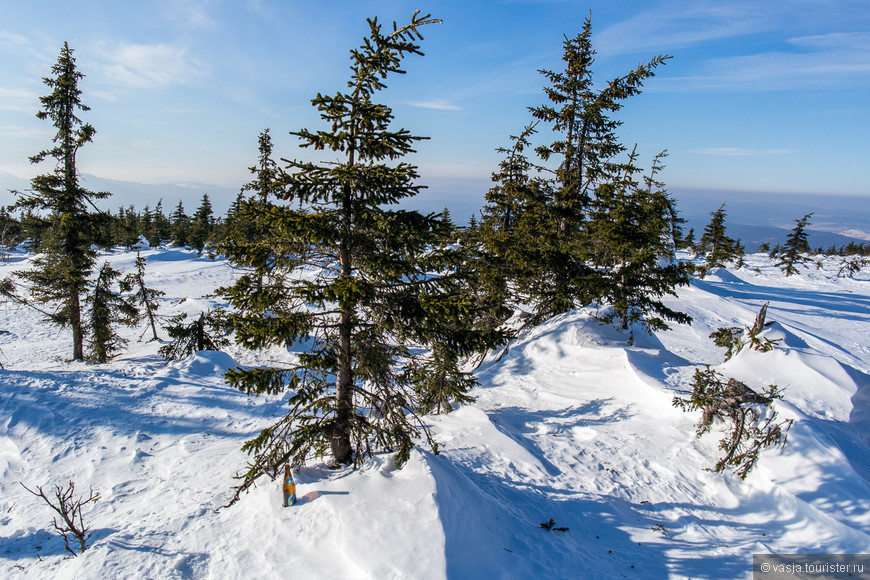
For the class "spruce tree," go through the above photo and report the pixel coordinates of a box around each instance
[776,213,813,276]
[159,310,229,360]
[152,200,172,247]
[170,201,190,247]
[120,252,164,342]
[221,12,499,499]
[10,43,109,361]
[586,150,692,333]
[475,15,678,331]
[87,262,138,363]
[698,204,739,269]
[473,123,547,323]
[189,194,214,253]
[221,129,283,289]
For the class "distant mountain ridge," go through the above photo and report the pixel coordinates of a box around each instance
[3,170,868,251]
[0,171,240,214]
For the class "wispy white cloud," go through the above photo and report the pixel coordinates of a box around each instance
[0,125,53,140]
[164,0,219,29]
[99,43,204,89]
[655,30,870,92]
[0,87,39,112]
[0,30,29,46]
[595,1,770,56]
[693,147,797,156]
[404,100,462,111]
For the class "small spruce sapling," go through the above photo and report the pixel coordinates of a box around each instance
[837,255,869,278]
[159,310,229,360]
[673,367,792,479]
[709,302,781,361]
[120,252,164,342]
[697,204,740,272]
[776,213,813,276]
[87,262,138,363]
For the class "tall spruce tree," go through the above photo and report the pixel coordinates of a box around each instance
[776,213,813,276]
[11,43,109,361]
[221,12,498,500]
[475,15,677,330]
[526,16,670,321]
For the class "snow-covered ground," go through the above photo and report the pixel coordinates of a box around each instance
[1,248,868,579]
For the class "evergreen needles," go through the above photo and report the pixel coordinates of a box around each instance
[219,12,499,504]
[471,15,691,335]
[9,43,110,361]
[674,367,792,479]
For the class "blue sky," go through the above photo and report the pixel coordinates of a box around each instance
[1,0,869,208]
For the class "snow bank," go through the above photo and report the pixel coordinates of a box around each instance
[1,249,869,579]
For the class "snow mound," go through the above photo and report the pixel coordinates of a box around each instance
[133,235,151,250]
[1,248,870,578]
[179,351,239,377]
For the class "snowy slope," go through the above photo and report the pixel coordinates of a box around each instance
[1,249,868,579]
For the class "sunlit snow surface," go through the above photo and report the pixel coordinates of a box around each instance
[1,248,868,579]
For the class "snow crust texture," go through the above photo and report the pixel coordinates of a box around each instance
[1,249,868,579]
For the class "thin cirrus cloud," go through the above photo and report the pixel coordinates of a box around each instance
[594,2,769,55]
[693,148,796,156]
[0,87,39,112]
[99,43,204,90]
[655,31,870,92]
[404,100,462,111]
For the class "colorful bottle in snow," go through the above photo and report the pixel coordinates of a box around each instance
[282,464,297,507]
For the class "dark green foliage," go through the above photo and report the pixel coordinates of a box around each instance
[471,123,546,323]
[158,310,229,360]
[86,262,138,363]
[145,200,171,247]
[0,207,23,261]
[775,213,813,276]
[697,204,741,270]
[473,18,688,336]
[586,150,692,333]
[710,301,780,362]
[837,255,869,278]
[674,367,792,479]
[170,201,190,247]
[709,326,743,361]
[412,342,477,415]
[10,43,109,361]
[221,128,283,291]
[680,227,696,252]
[114,206,141,249]
[120,252,164,341]
[189,194,215,253]
[220,12,505,505]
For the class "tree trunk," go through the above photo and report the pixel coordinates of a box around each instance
[70,291,84,361]
[332,238,354,464]
[330,118,357,466]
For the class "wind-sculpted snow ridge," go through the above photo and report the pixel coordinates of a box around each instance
[1,248,869,579]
